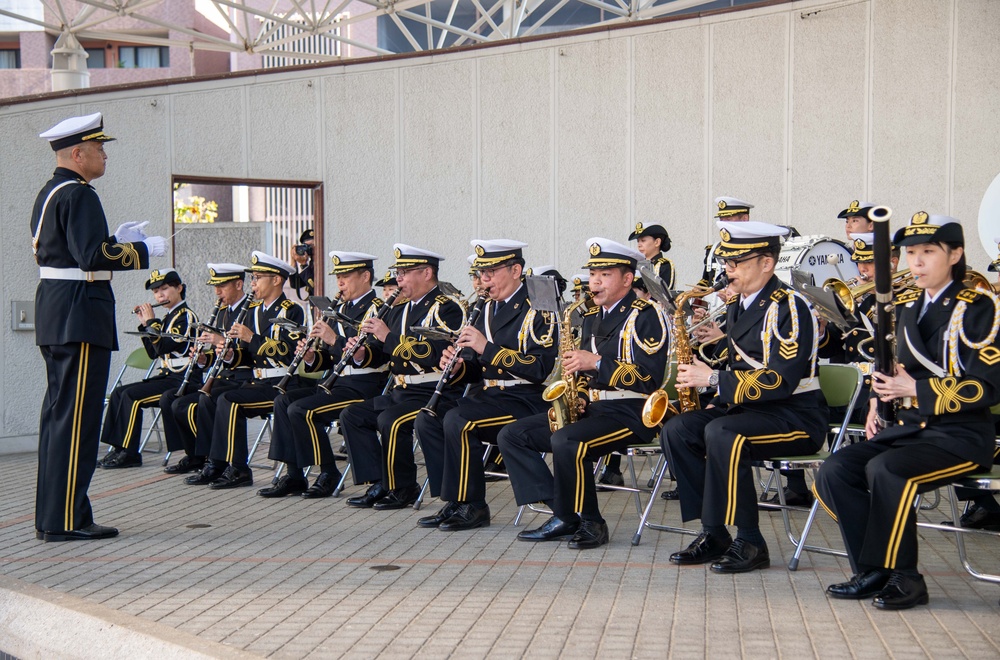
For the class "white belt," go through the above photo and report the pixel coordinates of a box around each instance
[161,357,188,369]
[483,378,531,390]
[39,267,112,282]
[342,366,386,377]
[589,390,647,402]
[793,379,821,395]
[254,367,287,379]
[394,373,439,387]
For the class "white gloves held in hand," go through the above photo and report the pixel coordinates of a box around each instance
[113,221,149,243]
[143,236,167,257]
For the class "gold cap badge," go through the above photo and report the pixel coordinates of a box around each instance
[394,247,402,258]
[718,200,727,210]
[333,255,341,265]
[589,243,601,256]
[720,228,731,242]
[912,211,929,225]
[847,200,860,213]
[854,238,866,250]
[475,245,485,256]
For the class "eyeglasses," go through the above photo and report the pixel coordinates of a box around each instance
[475,264,513,279]
[394,266,429,278]
[715,254,765,269]
[249,274,277,282]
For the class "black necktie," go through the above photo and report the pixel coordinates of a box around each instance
[494,300,505,315]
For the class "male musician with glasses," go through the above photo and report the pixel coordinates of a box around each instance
[258,251,387,499]
[413,240,557,531]
[338,245,465,510]
[99,269,198,469]
[162,264,249,478]
[500,238,668,549]
[32,112,167,542]
[663,221,829,573]
[190,252,305,489]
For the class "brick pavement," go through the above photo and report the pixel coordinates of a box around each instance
[1,436,999,658]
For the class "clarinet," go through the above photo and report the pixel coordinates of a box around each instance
[198,293,254,396]
[275,293,343,394]
[869,205,897,428]
[318,290,400,394]
[175,298,226,397]
[420,294,487,417]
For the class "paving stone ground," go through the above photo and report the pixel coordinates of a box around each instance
[1,429,999,658]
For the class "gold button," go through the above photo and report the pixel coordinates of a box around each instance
[898,420,903,425]
[920,422,926,428]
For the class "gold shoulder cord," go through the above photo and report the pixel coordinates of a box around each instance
[947,289,1000,376]
[763,290,817,384]
[622,304,667,364]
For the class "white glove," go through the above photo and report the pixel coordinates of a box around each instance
[114,221,149,243]
[143,236,167,257]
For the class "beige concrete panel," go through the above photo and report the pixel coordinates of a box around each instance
[556,38,629,276]
[323,69,398,287]
[711,13,788,225]
[871,0,951,213]
[400,61,476,287]
[172,88,246,178]
[478,49,552,266]
[247,79,320,181]
[634,26,708,286]
[953,0,1000,269]
[790,2,867,237]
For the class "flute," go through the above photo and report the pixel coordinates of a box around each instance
[133,301,167,314]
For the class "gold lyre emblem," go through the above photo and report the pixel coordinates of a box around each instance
[589,243,601,256]
[634,222,644,233]
[847,200,860,213]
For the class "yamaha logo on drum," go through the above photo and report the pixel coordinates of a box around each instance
[808,253,845,266]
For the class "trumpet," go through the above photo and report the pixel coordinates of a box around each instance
[823,269,912,315]
[133,301,167,314]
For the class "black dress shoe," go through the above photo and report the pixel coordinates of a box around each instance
[302,472,341,499]
[373,485,421,510]
[710,538,770,573]
[596,468,625,491]
[957,504,1000,531]
[417,501,460,528]
[101,451,142,469]
[826,570,890,600]
[439,503,491,531]
[346,482,388,508]
[42,523,119,542]
[661,488,680,501]
[97,448,121,468]
[209,465,253,489]
[164,455,205,475]
[258,474,308,498]
[184,463,226,485]
[568,519,609,549]
[483,461,508,483]
[517,515,580,542]
[764,488,814,507]
[669,531,732,565]
[872,572,929,610]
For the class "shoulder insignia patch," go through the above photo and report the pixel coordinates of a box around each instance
[653,256,666,265]
[895,289,921,305]
[770,289,789,303]
[956,288,981,304]
[280,299,295,309]
[727,294,739,305]
[631,299,651,309]
[373,298,384,307]
[435,295,450,305]
[979,346,1000,366]
[249,300,263,308]
[583,307,600,317]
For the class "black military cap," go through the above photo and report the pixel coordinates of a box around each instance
[145,268,182,290]
[628,221,670,243]
[838,200,875,219]
[299,229,314,243]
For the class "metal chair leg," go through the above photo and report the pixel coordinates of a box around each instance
[333,463,351,497]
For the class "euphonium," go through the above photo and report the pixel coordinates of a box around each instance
[823,269,913,315]
[642,279,726,428]
[542,296,590,432]
[964,268,996,293]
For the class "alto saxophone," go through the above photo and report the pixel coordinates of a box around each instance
[642,280,725,427]
[542,296,591,432]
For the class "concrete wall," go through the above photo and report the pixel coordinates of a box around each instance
[2,0,1000,445]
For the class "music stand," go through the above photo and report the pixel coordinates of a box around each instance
[525,275,561,314]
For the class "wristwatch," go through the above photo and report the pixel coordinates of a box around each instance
[708,370,719,388]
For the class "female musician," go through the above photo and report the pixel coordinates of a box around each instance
[814,215,1000,610]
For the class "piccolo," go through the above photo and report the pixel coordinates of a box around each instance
[133,301,167,314]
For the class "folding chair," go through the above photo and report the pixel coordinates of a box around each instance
[102,347,159,458]
[761,364,864,570]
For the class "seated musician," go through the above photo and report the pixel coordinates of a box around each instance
[698,196,754,287]
[629,222,675,289]
[414,239,557,531]
[498,238,668,549]
[258,251,387,499]
[197,251,305,489]
[663,221,829,573]
[99,269,198,469]
[815,215,1000,610]
[338,244,465,510]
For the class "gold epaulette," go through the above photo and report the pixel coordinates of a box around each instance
[248,300,263,308]
[956,288,981,304]
[653,256,667,265]
[372,297,385,308]
[583,306,600,317]
[895,289,921,305]
[770,289,789,303]
[280,299,296,310]
[631,299,651,310]
[727,293,739,305]
[435,295,451,305]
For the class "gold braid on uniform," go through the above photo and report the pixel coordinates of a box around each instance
[427,295,467,333]
[609,362,651,388]
[946,288,1000,375]
[491,348,536,367]
[621,303,667,363]
[101,242,142,268]
[763,290,817,385]
[521,308,555,350]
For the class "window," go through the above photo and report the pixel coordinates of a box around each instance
[118,46,169,68]
[0,49,20,69]
[84,47,106,68]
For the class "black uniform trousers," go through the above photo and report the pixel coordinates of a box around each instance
[416,388,546,502]
[208,377,294,468]
[663,407,821,529]
[36,343,111,534]
[814,440,981,573]
[551,401,658,521]
[340,384,456,490]
[158,385,200,454]
[100,373,181,454]
[497,412,555,508]
[183,379,243,458]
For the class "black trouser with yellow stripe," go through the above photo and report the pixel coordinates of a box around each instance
[664,408,820,529]
[551,400,657,522]
[100,373,180,454]
[208,379,288,468]
[36,343,111,534]
[417,388,546,502]
[814,440,981,573]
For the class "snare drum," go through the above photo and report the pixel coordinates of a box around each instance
[774,235,858,286]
